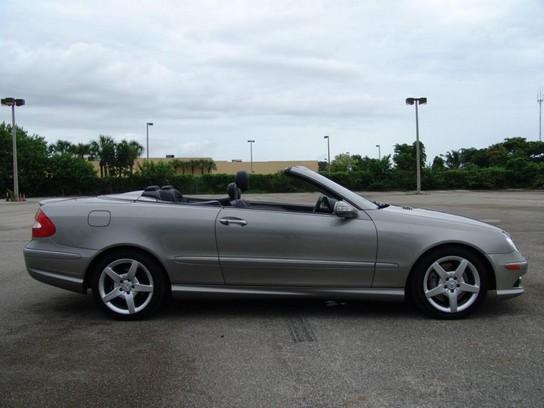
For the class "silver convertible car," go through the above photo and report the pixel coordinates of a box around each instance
[24,166,527,319]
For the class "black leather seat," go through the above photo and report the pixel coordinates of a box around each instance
[141,185,183,202]
[227,171,250,208]
[161,185,183,202]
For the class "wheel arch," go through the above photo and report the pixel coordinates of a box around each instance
[405,242,497,293]
[84,244,171,291]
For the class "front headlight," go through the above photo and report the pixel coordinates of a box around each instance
[502,231,519,252]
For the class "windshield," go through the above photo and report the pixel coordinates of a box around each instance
[287,167,378,210]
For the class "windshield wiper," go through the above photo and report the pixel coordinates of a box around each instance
[372,201,390,209]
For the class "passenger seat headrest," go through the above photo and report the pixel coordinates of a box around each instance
[142,185,182,202]
[227,182,240,200]
[235,171,249,191]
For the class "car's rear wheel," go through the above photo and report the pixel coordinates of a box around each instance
[409,247,488,319]
[91,250,167,319]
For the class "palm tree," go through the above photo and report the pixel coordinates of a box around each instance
[197,159,208,175]
[114,140,130,176]
[90,135,116,177]
[188,159,197,176]
[445,150,461,169]
[49,140,74,155]
[203,159,217,174]
[127,140,143,175]
[74,143,91,159]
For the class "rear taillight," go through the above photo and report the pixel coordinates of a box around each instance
[32,209,56,238]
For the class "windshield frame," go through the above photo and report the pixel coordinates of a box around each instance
[284,166,378,210]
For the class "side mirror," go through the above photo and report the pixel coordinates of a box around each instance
[333,201,358,219]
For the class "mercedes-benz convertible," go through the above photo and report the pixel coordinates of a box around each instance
[24,166,527,319]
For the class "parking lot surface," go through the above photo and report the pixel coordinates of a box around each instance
[1,190,543,407]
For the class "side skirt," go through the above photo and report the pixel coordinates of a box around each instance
[171,284,405,301]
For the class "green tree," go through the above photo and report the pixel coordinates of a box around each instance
[393,141,426,171]
[46,154,98,195]
[137,160,176,182]
[527,140,544,162]
[358,155,392,176]
[201,158,217,174]
[445,150,461,168]
[127,141,144,174]
[171,159,189,175]
[432,155,446,171]
[74,143,91,159]
[48,140,75,155]
[331,153,355,172]
[0,122,49,195]
[459,148,489,167]
[90,135,116,177]
[115,140,144,176]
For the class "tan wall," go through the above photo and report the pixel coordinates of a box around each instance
[90,158,318,176]
[214,160,318,175]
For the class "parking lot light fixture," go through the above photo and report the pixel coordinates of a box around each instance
[405,97,427,194]
[376,144,381,160]
[1,97,25,201]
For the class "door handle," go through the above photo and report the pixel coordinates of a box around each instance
[219,218,248,226]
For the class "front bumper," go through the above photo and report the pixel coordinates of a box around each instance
[24,240,97,293]
[487,251,528,300]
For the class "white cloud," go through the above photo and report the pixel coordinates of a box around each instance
[0,0,543,162]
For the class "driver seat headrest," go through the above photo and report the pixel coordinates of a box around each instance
[235,171,249,192]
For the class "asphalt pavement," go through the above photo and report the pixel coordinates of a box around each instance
[1,190,542,407]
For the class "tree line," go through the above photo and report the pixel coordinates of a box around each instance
[48,135,144,177]
[1,121,543,197]
[0,123,219,197]
[318,137,544,190]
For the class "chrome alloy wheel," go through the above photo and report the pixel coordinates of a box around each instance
[423,256,481,314]
[98,258,154,315]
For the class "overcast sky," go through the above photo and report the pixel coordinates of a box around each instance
[1,0,543,162]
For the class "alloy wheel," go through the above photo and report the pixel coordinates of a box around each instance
[423,255,481,314]
[98,258,154,315]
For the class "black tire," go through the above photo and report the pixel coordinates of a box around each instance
[90,249,168,320]
[409,246,489,319]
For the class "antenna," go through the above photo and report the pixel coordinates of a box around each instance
[538,89,543,142]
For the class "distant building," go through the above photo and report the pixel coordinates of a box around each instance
[90,157,318,176]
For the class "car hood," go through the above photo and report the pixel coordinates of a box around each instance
[377,205,502,232]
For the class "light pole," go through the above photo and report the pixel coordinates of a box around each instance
[247,140,255,173]
[1,97,25,201]
[538,90,543,142]
[146,122,154,160]
[406,97,427,194]
[376,144,381,160]
[324,136,331,174]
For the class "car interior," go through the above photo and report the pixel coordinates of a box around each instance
[140,170,340,214]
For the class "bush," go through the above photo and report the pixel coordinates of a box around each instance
[7,165,544,198]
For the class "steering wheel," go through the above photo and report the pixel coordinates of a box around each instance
[313,195,332,213]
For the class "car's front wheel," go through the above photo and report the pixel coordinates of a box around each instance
[409,247,488,318]
[91,250,167,319]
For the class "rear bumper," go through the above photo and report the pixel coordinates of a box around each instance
[24,241,97,293]
[27,267,85,293]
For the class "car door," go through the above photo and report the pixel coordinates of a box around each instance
[215,207,377,287]
[136,202,224,285]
